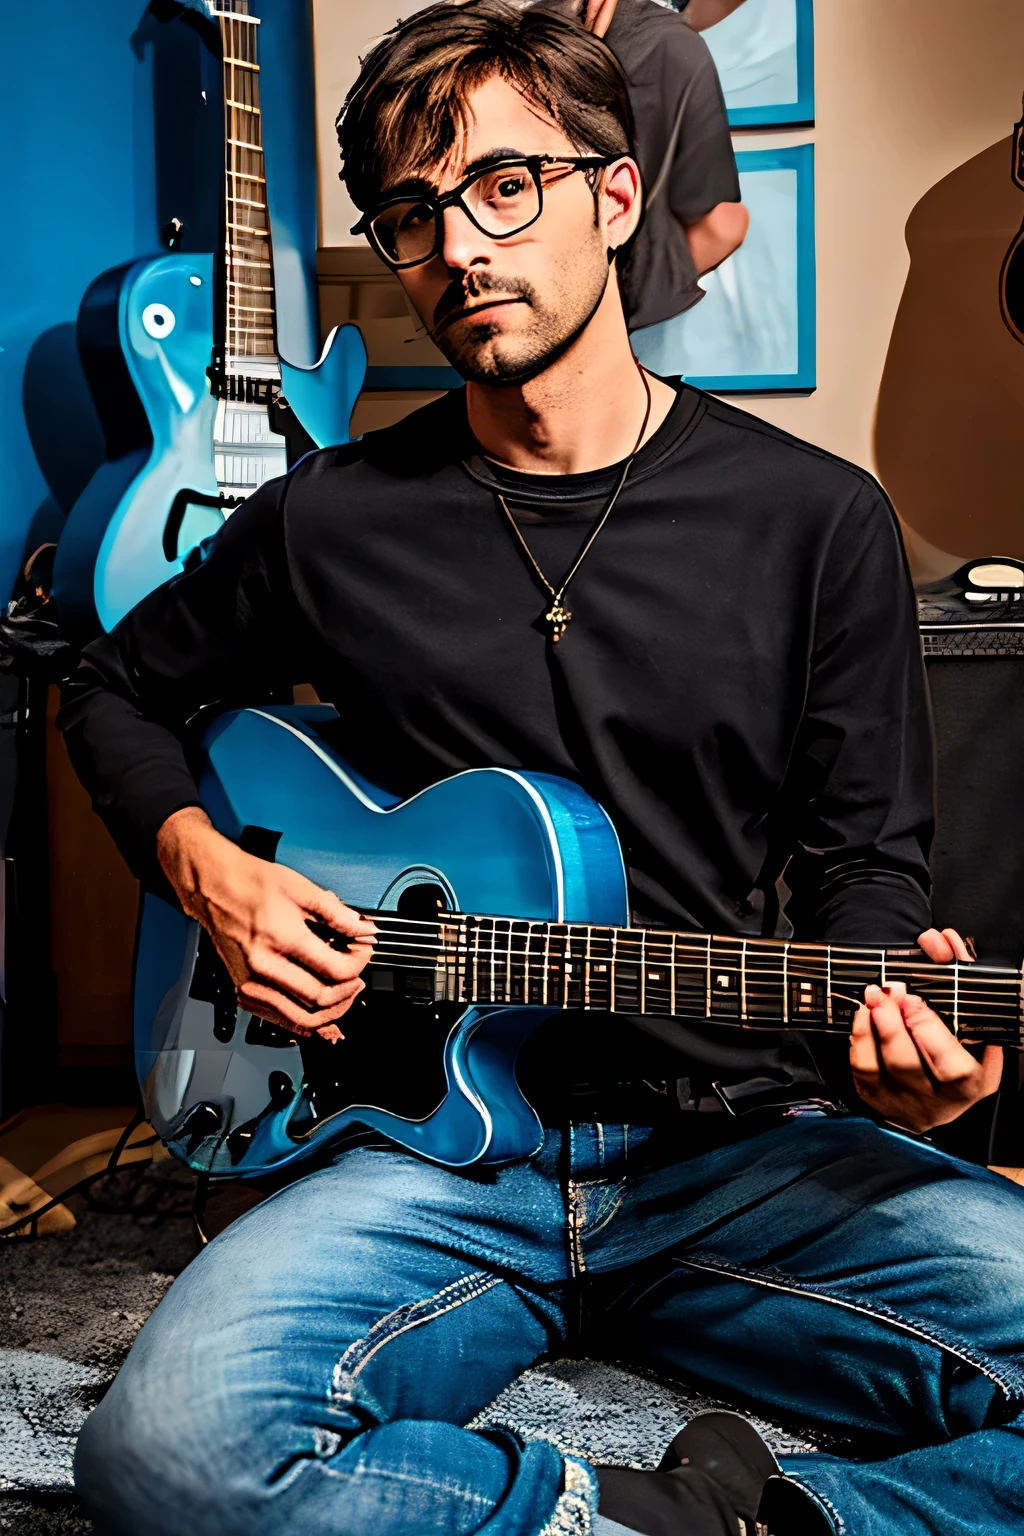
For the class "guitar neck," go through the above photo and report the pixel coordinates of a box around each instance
[209,0,278,379]
[371,916,1024,1045]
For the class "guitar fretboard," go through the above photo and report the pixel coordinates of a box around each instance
[368,915,1023,1045]
[213,0,276,363]
[207,0,287,498]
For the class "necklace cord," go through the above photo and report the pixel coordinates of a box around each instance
[492,360,655,639]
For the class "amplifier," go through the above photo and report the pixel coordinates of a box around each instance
[918,557,1024,1162]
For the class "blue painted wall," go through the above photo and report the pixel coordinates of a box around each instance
[0,0,223,607]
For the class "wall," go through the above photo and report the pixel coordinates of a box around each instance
[311,0,1024,576]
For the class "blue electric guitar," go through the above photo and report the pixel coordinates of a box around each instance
[134,705,1024,1179]
[53,0,367,638]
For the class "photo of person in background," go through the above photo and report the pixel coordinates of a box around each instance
[535,0,749,334]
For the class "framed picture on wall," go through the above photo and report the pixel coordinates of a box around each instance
[631,143,816,394]
[701,0,814,129]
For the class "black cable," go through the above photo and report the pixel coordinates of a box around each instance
[192,1170,211,1247]
[0,1116,161,1239]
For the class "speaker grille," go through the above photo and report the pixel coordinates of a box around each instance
[921,625,1024,657]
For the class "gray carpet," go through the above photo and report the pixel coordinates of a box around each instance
[0,1163,829,1534]
[0,1161,197,1534]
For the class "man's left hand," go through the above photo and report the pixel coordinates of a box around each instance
[849,927,1003,1133]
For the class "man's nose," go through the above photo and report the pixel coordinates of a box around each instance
[438,203,493,271]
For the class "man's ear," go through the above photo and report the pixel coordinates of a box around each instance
[601,157,643,255]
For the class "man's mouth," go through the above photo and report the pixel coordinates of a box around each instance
[437,297,524,332]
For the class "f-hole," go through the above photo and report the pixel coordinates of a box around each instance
[395,883,451,919]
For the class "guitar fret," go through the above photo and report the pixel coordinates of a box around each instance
[709,938,742,1022]
[643,934,673,1015]
[954,962,960,1036]
[470,917,479,1005]
[588,929,611,1010]
[826,945,832,1028]
[671,937,706,1018]
[740,939,747,1019]
[584,926,592,1008]
[543,926,551,1006]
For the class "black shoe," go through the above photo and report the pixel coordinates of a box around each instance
[597,1410,780,1536]
[757,1474,836,1536]
[658,1409,780,1519]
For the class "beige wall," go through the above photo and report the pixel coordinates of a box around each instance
[312,0,1024,576]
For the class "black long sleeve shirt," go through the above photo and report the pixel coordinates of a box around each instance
[59,384,934,1106]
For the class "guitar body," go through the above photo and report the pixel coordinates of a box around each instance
[53,254,223,638]
[134,706,629,1178]
[53,258,367,638]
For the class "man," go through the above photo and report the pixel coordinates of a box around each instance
[548,0,749,331]
[66,4,1023,1534]
[678,0,748,27]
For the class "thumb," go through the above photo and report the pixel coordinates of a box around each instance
[980,1045,1004,1098]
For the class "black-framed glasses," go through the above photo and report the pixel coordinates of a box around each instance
[999,96,1024,345]
[351,154,617,270]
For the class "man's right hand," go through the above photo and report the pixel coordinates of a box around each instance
[156,806,377,1042]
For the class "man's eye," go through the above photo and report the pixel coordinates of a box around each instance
[477,172,529,203]
[397,203,433,231]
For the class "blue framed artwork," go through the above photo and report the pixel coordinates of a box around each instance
[702,0,814,129]
[631,143,816,394]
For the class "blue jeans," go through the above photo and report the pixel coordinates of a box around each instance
[75,1116,1024,1535]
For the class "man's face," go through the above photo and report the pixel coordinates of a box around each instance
[386,76,635,386]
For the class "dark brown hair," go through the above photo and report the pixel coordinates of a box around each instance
[336,0,635,212]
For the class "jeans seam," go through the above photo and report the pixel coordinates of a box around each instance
[330,1269,502,1404]
[670,1250,1024,1408]
[320,1461,498,1509]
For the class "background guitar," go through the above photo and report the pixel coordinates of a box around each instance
[53,0,367,642]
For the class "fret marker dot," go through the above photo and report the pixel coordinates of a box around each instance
[717,974,731,989]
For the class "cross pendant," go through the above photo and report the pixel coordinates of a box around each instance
[546,596,572,642]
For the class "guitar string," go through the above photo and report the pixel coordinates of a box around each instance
[362,917,1021,989]
[344,957,1018,1038]
[354,941,1020,1014]
[354,915,1022,990]
[361,927,1022,990]
[364,909,1022,968]
[347,962,1016,1033]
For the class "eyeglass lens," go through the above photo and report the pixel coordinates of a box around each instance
[370,163,541,265]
